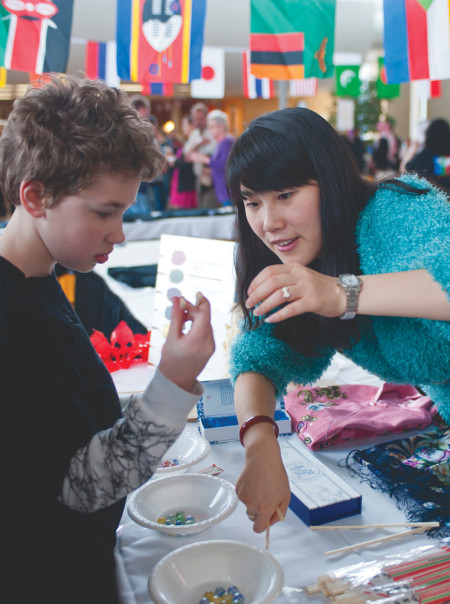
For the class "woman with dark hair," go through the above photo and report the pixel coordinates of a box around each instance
[406,117,450,189]
[226,107,450,534]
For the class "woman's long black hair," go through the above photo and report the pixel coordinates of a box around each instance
[226,107,376,355]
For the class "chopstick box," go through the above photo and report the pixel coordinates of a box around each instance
[197,378,292,444]
[280,439,362,526]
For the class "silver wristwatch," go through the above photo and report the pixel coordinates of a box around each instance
[336,274,362,320]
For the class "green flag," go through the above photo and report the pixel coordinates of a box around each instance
[335,65,362,97]
[376,58,401,99]
[250,0,336,79]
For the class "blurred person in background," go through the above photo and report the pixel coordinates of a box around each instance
[406,118,450,191]
[186,102,219,209]
[188,110,235,208]
[169,116,197,209]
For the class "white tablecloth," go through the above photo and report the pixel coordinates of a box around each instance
[114,423,433,604]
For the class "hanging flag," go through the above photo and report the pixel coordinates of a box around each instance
[148,82,174,95]
[383,0,450,84]
[85,41,120,87]
[335,65,362,97]
[0,0,74,74]
[242,50,274,99]
[414,78,442,99]
[289,77,317,97]
[250,0,336,80]
[376,57,400,99]
[190,46,224,98]
[116,0,207,84]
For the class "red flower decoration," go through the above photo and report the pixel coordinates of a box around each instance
[90,321,151,372]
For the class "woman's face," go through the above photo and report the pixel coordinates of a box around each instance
[181,118,193,137]
[241,182,322,266]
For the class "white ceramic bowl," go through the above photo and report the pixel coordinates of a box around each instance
[149,540,284,604]
[155,428,210,475]
[127,474,238,536]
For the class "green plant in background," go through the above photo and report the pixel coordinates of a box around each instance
[355,80,384,134]
[329,79,385,135]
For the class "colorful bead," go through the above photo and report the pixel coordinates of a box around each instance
[160,510,196,526]
[199,586,244,604]
[160,458,179,467]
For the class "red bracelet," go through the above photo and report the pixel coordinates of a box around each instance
[239,415,279,446]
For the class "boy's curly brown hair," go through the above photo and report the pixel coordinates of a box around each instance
[0,74,165,206]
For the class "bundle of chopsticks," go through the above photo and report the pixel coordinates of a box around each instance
[306,527,450,604]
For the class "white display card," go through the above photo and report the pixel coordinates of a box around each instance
[149,234,237,382]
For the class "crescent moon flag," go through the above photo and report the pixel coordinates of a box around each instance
[0,0,74,74]
[335,65,361,97]
[116,0,207,84]
[383,0,450,83]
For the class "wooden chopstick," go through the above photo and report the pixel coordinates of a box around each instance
[325,526,427,556]
[265,507,285,550]
[311,522,439,530]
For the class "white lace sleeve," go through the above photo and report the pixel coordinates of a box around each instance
[59,370,202,512]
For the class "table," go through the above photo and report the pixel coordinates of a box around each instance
[99,240,437,604]
[114,423,434,604]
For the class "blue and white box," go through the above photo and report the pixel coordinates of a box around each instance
[197,379,292,444]
[280,439,362,526]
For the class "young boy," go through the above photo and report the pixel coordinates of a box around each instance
[0,75,215,604]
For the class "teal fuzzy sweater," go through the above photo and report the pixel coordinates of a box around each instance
[229,174,450,423]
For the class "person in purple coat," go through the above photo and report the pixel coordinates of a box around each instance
[189,110,235,207]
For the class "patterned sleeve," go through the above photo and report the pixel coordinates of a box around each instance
[229,319,334,396]
[59,370,202,512]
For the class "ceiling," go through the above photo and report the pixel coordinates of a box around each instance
[64,0,384,96]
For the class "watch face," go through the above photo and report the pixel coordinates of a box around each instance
[341,274,359,287]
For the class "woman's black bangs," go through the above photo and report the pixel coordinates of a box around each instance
[227,126,315,202]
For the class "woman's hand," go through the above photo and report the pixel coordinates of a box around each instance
[245,263,346,323]
[236,432,291,533]
[158,293,215,392]
[246,265,450,323]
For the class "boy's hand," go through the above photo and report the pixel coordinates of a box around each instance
[158,293,215,392]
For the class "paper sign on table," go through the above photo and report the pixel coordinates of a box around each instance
[149,234,237,382]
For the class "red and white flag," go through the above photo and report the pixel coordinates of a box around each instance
[289,77,317,97]
[190,46,225,99]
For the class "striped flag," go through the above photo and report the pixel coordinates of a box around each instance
[0,0,74,74]
[414,78,442,98]
[289,77,317,97]
[242,50,274,99]
[383,0,450,83]
[85,41,120,87]
[116,0,207,84]
[250,0,336,80]
[148,82,174,95]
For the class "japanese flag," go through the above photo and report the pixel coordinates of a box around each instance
[190,46,225,99]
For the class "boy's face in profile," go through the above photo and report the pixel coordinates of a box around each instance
[35,172,141,273]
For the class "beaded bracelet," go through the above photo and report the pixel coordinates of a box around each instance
[239,415,279,446]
